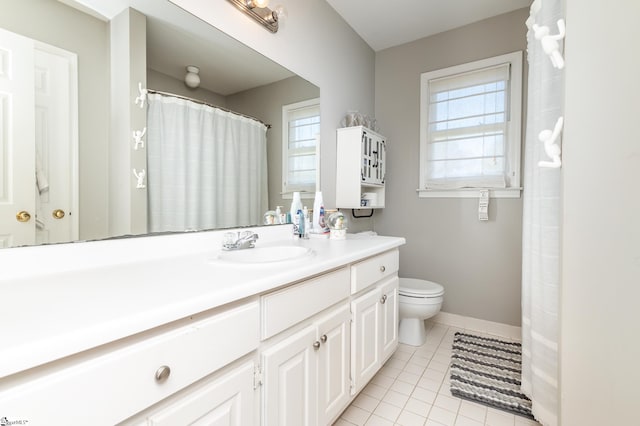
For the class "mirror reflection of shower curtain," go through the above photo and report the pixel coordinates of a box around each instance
[146,93,268,232]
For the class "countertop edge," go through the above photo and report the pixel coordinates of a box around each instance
[1,234,405,379]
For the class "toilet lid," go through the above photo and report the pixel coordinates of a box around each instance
[399,278,444,297]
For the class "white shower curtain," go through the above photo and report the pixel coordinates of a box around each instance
[146,93,268,232]
[521,1,563,425]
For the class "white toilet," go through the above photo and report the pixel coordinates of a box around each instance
[398,278,444,346]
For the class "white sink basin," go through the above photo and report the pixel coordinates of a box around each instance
[215,245,314,264]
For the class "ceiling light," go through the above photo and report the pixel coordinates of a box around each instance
[184,65,200,89]
[227,0,286,33]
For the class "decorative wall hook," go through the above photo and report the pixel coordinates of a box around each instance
[538,116,564,168]
[134,82,148,108]
[533,19,566,69]
[133,127,146,150]
[133,168,146,188]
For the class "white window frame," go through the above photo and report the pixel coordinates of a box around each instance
[418,51,523,198]
[282,98,320,199]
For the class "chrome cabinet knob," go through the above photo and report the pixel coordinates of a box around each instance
[379,265,386,273]
[313,341,321,350]
[155,365,171,383]
[320,334,327,343]
[380,294,387,304]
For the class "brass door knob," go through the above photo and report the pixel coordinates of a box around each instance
[16,211,31,222]
[52,209,65,219]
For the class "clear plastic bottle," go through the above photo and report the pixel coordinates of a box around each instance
[290,192,303,236]
[303,206,310,238]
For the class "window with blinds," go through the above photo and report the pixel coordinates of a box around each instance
[419,52,522,197]
[282,98,320,195]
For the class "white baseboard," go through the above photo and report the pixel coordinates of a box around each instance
[429,311,522,341]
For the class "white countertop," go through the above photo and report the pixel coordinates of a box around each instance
[0,226,404,379]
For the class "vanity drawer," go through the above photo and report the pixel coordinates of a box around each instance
[261,267,350,339]
[351,249,399,294]
[0,301,259,426]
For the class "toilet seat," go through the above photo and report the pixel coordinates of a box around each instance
[399,278,444,298]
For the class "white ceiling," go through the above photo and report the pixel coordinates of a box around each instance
[325,0,532,51]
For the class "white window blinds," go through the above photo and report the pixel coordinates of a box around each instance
[425,63,510,189]
[283,101,320,193]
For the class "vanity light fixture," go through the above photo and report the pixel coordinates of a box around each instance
[184,65,201,89]
[227,0,286,33]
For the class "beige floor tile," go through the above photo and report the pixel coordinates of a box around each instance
[396,409,428,426]
[372,401,402,422]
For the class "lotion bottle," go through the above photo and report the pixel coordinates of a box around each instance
[312,191,327,232]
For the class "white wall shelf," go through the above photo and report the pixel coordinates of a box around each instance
[336,126,386,209]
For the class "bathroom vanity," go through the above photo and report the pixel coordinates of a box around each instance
[0,226,404,425]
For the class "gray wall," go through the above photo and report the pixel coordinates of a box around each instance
[0,0,110,241]
[373,8,529,325]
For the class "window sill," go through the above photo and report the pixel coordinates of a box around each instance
[282,191,315,200]
[416,188,522,199]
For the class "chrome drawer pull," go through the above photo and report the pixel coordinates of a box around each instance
[155,365,171,383]
[380,265,386,272]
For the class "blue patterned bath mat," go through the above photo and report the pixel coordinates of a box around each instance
[450,332,535,419]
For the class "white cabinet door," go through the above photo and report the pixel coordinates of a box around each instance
[143,362,255,426]
[350,289,381,395]
[379,276,399,361]
[336,126,386,209]
[262,325,318,426]
[317,305,351,425]
[351,275,399,395]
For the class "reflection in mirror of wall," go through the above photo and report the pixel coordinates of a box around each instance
[0,0,319,248]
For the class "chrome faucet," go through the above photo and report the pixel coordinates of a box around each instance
[222,231,259,250]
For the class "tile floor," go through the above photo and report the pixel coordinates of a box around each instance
[333,321,541,426]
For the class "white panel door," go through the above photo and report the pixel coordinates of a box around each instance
[144,362,255,426]
[0,27,35,247]
[317,304,351,425]
[379,276,399,361]
[33,44,78,245]
[262,325,318,426]
[351,288,381,395]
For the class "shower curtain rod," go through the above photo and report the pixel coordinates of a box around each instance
[146,89,272,129]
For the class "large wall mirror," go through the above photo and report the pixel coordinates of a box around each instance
[0,0,319,248]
